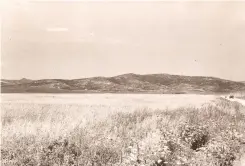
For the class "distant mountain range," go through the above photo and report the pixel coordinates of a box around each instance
[1,73,245,94]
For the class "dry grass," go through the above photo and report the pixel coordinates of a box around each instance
[1,95,245,166]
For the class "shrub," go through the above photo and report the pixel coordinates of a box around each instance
[179,124,209,151]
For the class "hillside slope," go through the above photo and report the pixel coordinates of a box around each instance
[1,73,245,94]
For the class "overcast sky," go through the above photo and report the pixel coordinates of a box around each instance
[1,0,245,81]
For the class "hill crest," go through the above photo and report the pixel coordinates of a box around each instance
[1,73,245,94]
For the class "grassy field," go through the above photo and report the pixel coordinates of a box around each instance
[1,94,245,166]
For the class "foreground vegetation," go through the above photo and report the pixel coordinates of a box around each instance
[1,98,245,166]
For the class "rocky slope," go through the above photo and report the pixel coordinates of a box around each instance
[1,73,245,94]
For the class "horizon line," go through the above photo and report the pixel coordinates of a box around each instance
[1,72,244,82]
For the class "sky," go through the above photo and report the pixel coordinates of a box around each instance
[1,0,245,81]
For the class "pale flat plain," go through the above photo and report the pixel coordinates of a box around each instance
[1,93,217,107]
[1,93,217,138]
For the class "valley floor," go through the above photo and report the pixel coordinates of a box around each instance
[1,94,245,166]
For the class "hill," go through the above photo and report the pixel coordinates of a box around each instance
[1,73,245,94]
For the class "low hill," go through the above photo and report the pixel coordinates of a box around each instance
[1,73,245,94]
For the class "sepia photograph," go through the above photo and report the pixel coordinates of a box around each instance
[1,0,245,165]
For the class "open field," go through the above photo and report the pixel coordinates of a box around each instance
[1,94,245,166]
[1,93,217,105]
[1,94,216,139]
